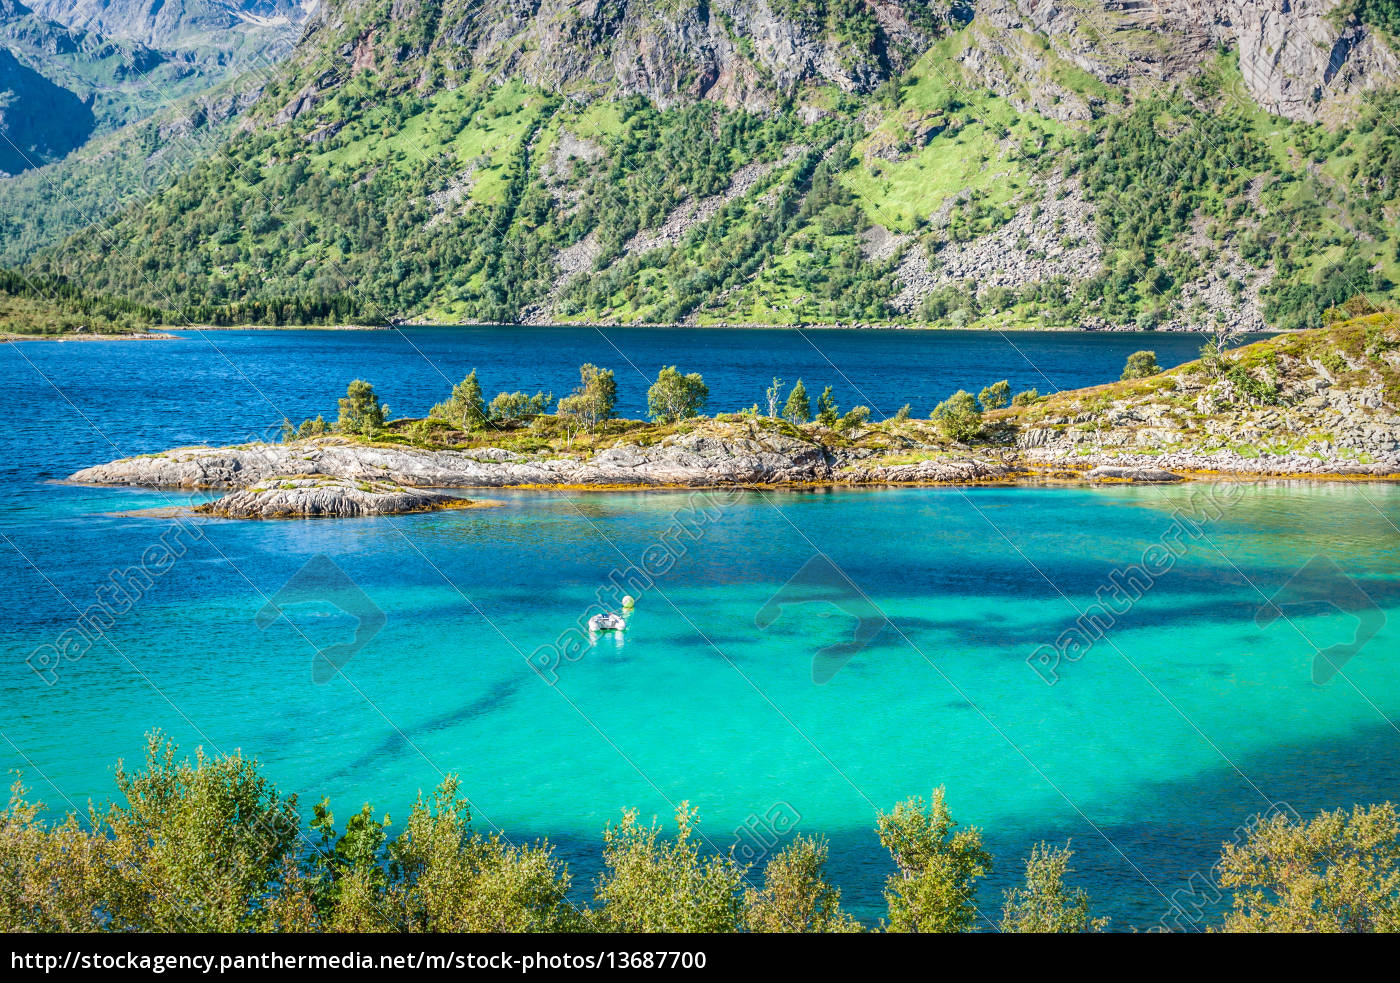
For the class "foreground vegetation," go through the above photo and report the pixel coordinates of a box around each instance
[4,736,1397,933]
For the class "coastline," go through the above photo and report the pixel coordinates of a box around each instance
[62,317,1400,516]
[177,319,1270,334]
[1,331,180,342]
[5,316,1296,336]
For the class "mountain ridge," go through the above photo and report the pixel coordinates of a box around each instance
[17,0,1400,332]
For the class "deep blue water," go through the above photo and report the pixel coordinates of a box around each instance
[4,326,1399,931]
[3,325,1232,481]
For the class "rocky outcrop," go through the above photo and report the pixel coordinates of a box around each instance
[844,456,1028,483]
[1000,0,1397,124]
[71,427,839,490]
[65,321,1400,503]
[893,175,1102,311]
[1213,0,1398,124]
[192,476,474,518]
[1013,317,1400,475]
[1084,465,1186,483]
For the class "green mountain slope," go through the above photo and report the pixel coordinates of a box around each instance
[24,0,1400,330]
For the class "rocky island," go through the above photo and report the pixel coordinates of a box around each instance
[189,476,477,519]
[68,317,1400,516]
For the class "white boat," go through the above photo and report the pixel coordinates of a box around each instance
[588,612,627,632]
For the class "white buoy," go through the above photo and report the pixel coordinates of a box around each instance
[622,595,635,609]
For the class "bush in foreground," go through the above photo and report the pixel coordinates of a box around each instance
[4,736,1395,933]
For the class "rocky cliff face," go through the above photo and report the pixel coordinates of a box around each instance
[282,0,959,113]
[285,0,1395,121]
[961,0,1396,124]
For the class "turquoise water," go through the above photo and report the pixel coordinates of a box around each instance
[2,328,1398,929]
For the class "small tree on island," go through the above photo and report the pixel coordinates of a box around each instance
[432,369,487,430]
[816,386,839,427]
[978,379,1011,411]
[837,405,870,432]
[337,380,387,436]
[930,390,981,443]
[557,363,617,433]
[1121,350,1160,381]
[764,378,785,419]
[1200,317,1243,378]
[1012,388,1040,406]
[647,366,708,423]
[488,390,552,422]
[783,379,811,424]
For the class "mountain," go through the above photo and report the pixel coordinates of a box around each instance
[0,0,219,160]
[25,0,313,63]
[0,58,274,261]
[23,0,1400,331]
[0,0,296,178]
[0,44,93,173]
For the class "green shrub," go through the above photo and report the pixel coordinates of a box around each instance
[337,380,387,436]
[1121,350,1160,380]
[647,366,708,423]
[931,390,982,442]
[978,379,1010,410]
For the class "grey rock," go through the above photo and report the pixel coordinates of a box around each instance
[1085,465,1186,483]
[192,476,473,518]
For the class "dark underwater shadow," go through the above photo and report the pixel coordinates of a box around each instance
[509,717,1400,931]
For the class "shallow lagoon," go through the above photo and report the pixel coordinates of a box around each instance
[2,327,1396,928]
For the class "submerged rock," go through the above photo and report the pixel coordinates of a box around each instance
[192,477,475,519]
[845,457,1026,484]
[1084,466,1186,484]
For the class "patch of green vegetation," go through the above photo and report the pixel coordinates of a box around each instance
[0,269,159,335]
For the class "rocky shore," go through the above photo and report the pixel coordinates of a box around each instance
[67,318,1400,516]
